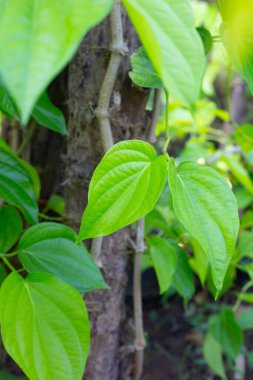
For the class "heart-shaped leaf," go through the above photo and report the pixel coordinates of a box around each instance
[19,222,107,293]
[0,0,114,123]
[78,140,167,240]
[168,159,239,292]
[0,272,90,380]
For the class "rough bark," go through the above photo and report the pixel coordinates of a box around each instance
[64,10,150,380]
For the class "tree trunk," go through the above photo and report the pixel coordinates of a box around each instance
[64,10,150,380]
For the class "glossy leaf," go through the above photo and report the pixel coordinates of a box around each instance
[149,236,177,294]
[168,159,239,292]
[0,0,114,123]
[209,308,243,360]
[129,47,163,89]
[0,139,38,224]
[78,140,167,240]
[18,222,107,293]
[0,265,7,286]
[203,333,227,380]
[0,205,22,253]
[189,238,209,287]
[0,272,90,380]
[122,0,205,105]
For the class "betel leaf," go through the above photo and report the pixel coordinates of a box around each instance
[196,27,213,55]
[18,222,107,293]
[32,92,68,135]
[203,333,227,380]
[0,205,22,253]
[0,0,114,124]
[78,140,167,240]
[209,308,243,360]
[0,138,39,224]
[149,236,177,294]
[0,77,67,134]
[0,272,90,380]
[122,0,205,105]
[220,0,253,93]
[168,159,239,292]
[129,47,163,89]
[44,194,65,216]
[172,246,195,302]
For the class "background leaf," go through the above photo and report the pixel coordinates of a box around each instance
[129,47,163,89]
[19,222,107,293]
[122,0,205,105]
[0,0,114,123]
[168,159,239,292]
[0,205,22,253]
[0,139,38,224]
[203,332,227,380]
[79,140,167,240]
[0,272,90,380]
[209,308,243,360]
[149,236,177,294]
[0,80,67,134]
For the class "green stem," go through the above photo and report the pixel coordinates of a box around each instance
[1,257,16,272]
[233,281,253,312]
[39,213,62,221]
[0,251,18,258]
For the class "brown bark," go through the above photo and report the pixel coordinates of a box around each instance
[64,10,150,380]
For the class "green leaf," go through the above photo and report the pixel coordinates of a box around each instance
[122,0,205,105]
[189,238,209,287]
[149,236,177,294]
[172,246,195,302]
[18,222,107,293]
[238,231,253,258]
[44,194,65,216]
[0,205,22,253]
[32,92,67,135]
[222,154,253,195]
[0,0,114,123]
[0,265,7,286]
[203,332,227,380]
[220,0,253,93]
[235,124,253,154]
[0,138,39,224]
[209,308,243,360]
[236,307,253,330]
[235,187,253,210]
[0,72,67,134]
[78,140,167,240]
[0,272,90,380]
[0,371,27,380]
[129,47,163,89]
[168,159,239,292]
[196,27,213,55]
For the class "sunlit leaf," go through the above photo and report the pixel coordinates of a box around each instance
[122,0,205,105]
[168,159,239,292]
[0,272,90,380]
[78,140,167,240]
